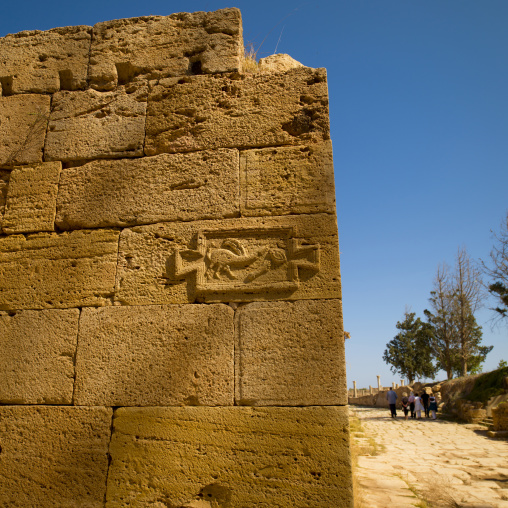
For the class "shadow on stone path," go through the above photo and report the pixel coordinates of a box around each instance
[351,407,508,508]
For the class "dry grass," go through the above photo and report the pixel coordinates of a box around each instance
[396,472,460,508]
[349,411,385,507]
[393,473,427,507]
[242,43,259,73]
[350,412,384,457]
[349,412,368,508]
[418,474,461,507]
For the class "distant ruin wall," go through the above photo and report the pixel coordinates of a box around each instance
[0,8,352,507]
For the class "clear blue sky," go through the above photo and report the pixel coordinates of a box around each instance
[2,1,507,389]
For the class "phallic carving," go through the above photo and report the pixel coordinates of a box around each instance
[163,227,320,295]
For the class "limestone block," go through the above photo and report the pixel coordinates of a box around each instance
[258,53,304,73]
[0,406,112,507]
[493,402,508,431]
[2,162,61,234]
[235,299,346,406]
[44,85,147,162]
[115,214,341,305]
[0,170,9,226]
[89,8,243,91]
[0,94,51,167]
[0,229,119,310]
[145,67,330,155]
[0,309,79,403]
[74,304,234,406]
[240,141,335,216]
[0,26,90,95]
[106,406,353,508]
[56,149,240,230]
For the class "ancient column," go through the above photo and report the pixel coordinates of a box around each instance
[353,381,357,398]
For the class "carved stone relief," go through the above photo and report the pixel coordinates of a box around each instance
[115,214,341,305]
[165,227,320,295]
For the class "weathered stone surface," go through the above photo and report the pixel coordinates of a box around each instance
[493,402,508,431]
[89,8,243,91]
[235,299,346,406]
[240,141,335,216]
[0,406,112,507]
[74,304,234,406]
[145,67,330,155]
[0,170,9,226]
[0,309,79,404]
[258,53,304,73]
[44,86,147,162]
[56,149,240,230]
[0,229,119,310]
[353,408,508,508]
[106,406,353,508]
[115,214,340,305]
[2,162,61,234]
[0,94,51,167]
[0,25,91,95]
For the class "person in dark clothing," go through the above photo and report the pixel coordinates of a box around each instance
[421,390,430,418]
[401,394,409,421]
[429,396,438,420]
[386,388,398,418]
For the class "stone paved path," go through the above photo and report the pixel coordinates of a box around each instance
[351,407,508,508]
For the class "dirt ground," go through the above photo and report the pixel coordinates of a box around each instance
[350,407,508,508]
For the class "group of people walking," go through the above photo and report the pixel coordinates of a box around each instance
[386,388,438,420]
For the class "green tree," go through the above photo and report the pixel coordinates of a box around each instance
[383,311,437,384]
[481,212,508,322]
[449,317,492,377]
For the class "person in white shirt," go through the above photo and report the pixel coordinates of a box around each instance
[414,393,424,419]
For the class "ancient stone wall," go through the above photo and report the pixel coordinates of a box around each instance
[0,8,352,507]
[492,402,508,431]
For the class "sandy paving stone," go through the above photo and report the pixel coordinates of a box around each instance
[115,214,341,305]
[0,25,91,94]
[0,94,51,167]
[0,229,120,310]
[56,149,240,229]
[235,299,346,406]
[351,407,508,508]
[240,141,336,216]
[0,308,79,404]
[0,406,112,508]
[2,161,61,234]
[145,66,330,155]
[89,8,243,91]
[106,406,353,508]
[74,304,234,406]
[44,85,147,162]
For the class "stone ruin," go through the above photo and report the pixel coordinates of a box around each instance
[0,8,352,507]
